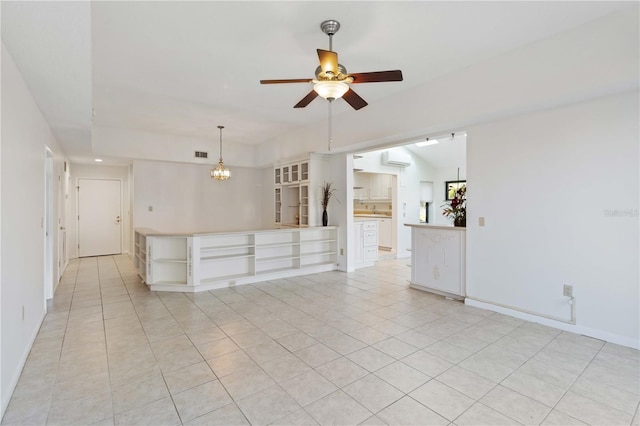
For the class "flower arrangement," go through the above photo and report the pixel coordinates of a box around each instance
[321,181,336,211]
[442,185,466,226]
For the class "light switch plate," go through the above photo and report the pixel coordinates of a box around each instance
[479,217,485,226]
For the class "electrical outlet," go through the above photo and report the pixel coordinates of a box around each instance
[563,284,573,297]
[148,206,153,212]
[340,248,344,255]
[479,217,485,227]
[229,280,236,287]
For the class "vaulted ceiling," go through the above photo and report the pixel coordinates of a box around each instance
[2,1,637,166]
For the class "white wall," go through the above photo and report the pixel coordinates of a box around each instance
[68,164,132,258]
[466,90,639,347]
[133,160,264,233]
[1,44,68,416]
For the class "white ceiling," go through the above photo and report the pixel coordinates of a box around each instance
[1,1,635,165]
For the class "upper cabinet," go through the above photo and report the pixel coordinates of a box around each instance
[369,174,392,200]
[353,172,392,201]
[276,160,309,185]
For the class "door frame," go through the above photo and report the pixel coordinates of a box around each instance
[44,148,54,300]
[75,177,124,257]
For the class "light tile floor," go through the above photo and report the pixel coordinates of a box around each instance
[2,255,639,426]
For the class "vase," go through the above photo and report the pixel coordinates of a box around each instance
[454,216,466,227]
[322,209,328,226]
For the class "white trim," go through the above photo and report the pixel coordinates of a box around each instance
[465,298,639,349]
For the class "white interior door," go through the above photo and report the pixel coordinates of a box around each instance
[78,178,122,257]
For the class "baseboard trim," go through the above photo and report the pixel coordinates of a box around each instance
[465,298,639,350]
[1,309,47,419]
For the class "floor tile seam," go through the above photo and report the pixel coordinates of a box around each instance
[549,349,638,421]
[495,335,584,426]
[401,392,461,424]
[454,400,526,425]
[49,258,82,397]
[479,382,554,425]
[97,256,122,422]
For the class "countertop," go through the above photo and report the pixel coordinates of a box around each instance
[404,223,466,231]
[354,214,393,219]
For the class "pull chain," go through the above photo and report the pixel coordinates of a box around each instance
[328,100,333,151]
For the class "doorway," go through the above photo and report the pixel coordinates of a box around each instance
[77,178,122,257]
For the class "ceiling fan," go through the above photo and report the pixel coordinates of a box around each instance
[260,20,403,110]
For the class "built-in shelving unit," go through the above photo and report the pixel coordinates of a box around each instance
[134,226,338,292]
[134,231,148,282]
[274,159,311,227]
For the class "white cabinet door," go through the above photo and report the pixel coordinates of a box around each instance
[378,218,392,248]
[353,172,369,200]
[369,174,392,199]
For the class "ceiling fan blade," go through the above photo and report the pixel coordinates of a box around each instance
[260,79,312,84]
[317,49,338,75]
[350,70,403,83]
[294,90,319,108]
[342,88,368,110]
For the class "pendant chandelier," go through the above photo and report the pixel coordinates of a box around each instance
[211,125,230,181]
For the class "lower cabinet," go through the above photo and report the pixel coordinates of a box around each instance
[377,218,392,249]
[353,220,378,269]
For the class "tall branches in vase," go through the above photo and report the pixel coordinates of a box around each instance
[321,182,336,226]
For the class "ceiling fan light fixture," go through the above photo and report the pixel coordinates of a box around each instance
[211,125,230,181]
[314,80,349,100]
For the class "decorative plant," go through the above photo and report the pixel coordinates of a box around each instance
[442,185,466,226]
[321,182,336,211]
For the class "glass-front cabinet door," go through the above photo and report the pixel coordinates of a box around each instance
[274,167,281,185]
[300,184,309,226]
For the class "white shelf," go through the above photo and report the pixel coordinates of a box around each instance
[256,255,301,263]
[201,244,254,251]
[301,238,337,244]
[202,253,255,262]
[301,261,338,268]
[256,242,300,248]
[153,257,187,263]
[301,250,336,257]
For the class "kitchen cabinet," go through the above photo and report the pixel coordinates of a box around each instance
[369,174,392,200]
[353,172,392,201]
[353,220,378,269]
[377,218,392,249]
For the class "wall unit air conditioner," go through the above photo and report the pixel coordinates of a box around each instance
[382,149,411,167]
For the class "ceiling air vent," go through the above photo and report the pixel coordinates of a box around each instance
[195,151,208,159]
